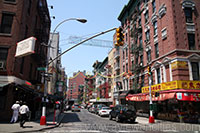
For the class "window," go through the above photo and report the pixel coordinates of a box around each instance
[155,43,159,58]
[153,21,157,35]
[0,13,14,34]
[140,55,143,66]
[188,33,195,50]
[0,48,8,70]
[138,17,141,26]
[152,0,156,13]
[184,7,193,23]
[147,50,151,62]
[156,68,161,84]
[139,36,143,47]
[145,30,150,42]
[144,10,149,23]
[126,63,128,73]
[191,62,199,80]
[141,75,144,87]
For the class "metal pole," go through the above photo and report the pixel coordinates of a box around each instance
[48,27,117,65]
[149,70,154,123]
[40,18,86,125]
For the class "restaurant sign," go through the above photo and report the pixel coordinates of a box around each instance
[142,80,200,93]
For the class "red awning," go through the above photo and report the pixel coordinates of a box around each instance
[126,89,200,102]
[126,92,176,102]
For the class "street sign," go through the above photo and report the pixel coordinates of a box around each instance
[37,67,46,71]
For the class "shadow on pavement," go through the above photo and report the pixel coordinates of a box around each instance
[61,112,81,123]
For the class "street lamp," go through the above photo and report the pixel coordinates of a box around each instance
[40,18,87,125]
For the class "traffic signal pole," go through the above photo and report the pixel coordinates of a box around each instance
[148,66,155,123]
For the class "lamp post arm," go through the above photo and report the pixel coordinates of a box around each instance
[48,27,117,65]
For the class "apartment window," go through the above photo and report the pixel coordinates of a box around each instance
[20,57,25,74]
[145,30,150,42]
[0,48,8,70]
[147,50,151,62]
[184,7,193,23]
[156,68,161,84]
[138,17,141,26]
[126,48,128,57]
[139,36,143,47]
[144,10,149,23]
[0,13,14,34]
[191,62,199,80]
[188,33,195,50]
[140,55,143,66]
[126,63,128,73]
[152,0,156,13]
[141,75,145,87]
[155,43,159,58]
[153,21,157,35]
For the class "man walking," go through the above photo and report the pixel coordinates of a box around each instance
[19,102,29,128]
[10,101,20,123]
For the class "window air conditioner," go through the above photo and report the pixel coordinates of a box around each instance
[0,61,4,69]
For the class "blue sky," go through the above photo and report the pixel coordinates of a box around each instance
[47,0,129,77]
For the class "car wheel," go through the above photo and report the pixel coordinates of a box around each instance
[109,114,112,120]
[116,115,121,122]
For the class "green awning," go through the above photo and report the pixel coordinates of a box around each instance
[0,82,10,87]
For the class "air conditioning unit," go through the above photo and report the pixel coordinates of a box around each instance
[0,61,4,69]
[140,62,143,66]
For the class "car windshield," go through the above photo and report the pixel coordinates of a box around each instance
[102,107,110,110]
[121,105,135,111]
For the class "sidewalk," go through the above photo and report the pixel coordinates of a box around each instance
[0,113,65,133]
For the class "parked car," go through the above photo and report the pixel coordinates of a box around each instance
[89,104,97,113]
[95,104,106,114]
[109,104,136,123]
[71,104,81,112]
[98,107,112,117]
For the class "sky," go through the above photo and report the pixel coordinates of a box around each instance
[47,0,129,77]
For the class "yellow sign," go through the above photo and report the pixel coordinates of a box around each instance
[171,61,188,70]
[142,80,200,93]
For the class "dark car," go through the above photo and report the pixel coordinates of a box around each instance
[109,104,136,123]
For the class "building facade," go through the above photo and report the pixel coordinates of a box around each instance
[118,0,200,122]
[0,0,50,121]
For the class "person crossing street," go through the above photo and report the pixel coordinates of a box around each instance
[10,101,20,123]
[19,102,30,128]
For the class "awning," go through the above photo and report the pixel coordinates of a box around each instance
[0,82,10,87]
[119,91,129,99]
[126,89,200,102]
[126,92,176,101]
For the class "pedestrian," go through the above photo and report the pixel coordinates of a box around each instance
[19,102,30,128]
[10,101,20,123]
[54,101,60,123]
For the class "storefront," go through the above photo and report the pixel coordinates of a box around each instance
[126,80,200,123]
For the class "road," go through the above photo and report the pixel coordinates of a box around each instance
[41,109,200,133]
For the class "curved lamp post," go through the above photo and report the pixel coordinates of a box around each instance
[40,18,87,125]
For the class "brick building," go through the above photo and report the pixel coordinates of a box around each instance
[67,71,85,104]
[118,0,200,122]
[0,0,50,121]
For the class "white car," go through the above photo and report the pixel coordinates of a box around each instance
[71,104,81,112]
[98,107,111,117]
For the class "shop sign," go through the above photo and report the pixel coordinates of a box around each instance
[142,84,162,93]
[142,80,200,93]
[15,37,36,57]
[171,61,188,70]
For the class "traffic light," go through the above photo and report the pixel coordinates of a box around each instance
[115,27,124,46]
[147,66,151,76]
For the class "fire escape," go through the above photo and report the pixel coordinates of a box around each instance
[130,7,143,92]
[31,0,51,84]
[33,0,50,62]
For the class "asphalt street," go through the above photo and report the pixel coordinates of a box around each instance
[39,109,200,133]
